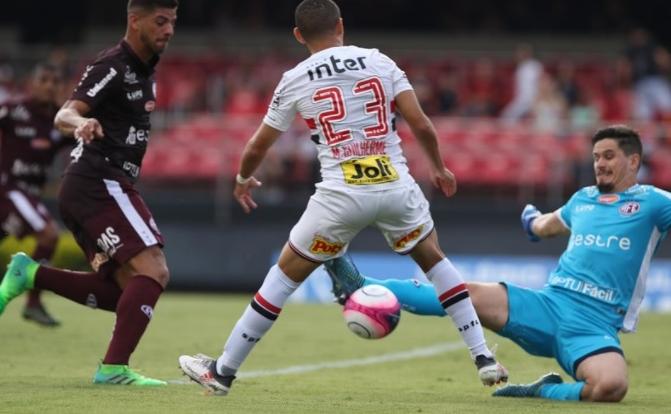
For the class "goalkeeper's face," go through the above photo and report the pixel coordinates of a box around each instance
[592,138,639,193]
[137,7,177,55]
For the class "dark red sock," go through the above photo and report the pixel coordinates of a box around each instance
[103,275,163,365]
[35,266,122,312]
[26,289,42,307]
[32,242,56,262]
[25,243,58,307]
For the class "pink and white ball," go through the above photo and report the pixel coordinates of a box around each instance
[343,285,401,339]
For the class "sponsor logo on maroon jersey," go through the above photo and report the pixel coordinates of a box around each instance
[124,67,139,85]
[11,159,43,176]
[127,90,143,101]
[10,105,30,122]
[97,226,123,256]
[31,138,52,150]
[15,126,36,137]
[86,67,118,98]
[125,125,150,145]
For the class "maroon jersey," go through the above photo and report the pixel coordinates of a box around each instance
[67,40,158,183]
[0,97,73,196]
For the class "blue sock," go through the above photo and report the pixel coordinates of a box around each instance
[362,277,445,317]
[539,382,584,401]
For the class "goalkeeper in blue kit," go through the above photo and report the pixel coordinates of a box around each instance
[326,125,671,402]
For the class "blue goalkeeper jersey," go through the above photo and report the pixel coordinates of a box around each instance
[551,184,671,332]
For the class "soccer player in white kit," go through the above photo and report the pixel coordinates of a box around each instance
[179,0,507,395]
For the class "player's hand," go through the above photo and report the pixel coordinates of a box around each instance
[74,118,103,144]
[234,176,262,214]
[430,167,457,197]
[521,204,541,242]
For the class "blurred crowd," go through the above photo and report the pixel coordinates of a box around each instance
[2,28,671,201]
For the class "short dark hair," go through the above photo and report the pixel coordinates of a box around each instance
[591,125,642,158]
[127,0,178,13]
[295,0,341,42]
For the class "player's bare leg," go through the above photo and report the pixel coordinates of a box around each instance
[576,352,628,402]
[466,282,509,331]
[410,230,508,386]
[179,242,321,395]
[23,222,60,327]
[93,246,169,386]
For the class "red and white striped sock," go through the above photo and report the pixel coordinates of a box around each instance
[216,264,299,375]
[427,258,492,359]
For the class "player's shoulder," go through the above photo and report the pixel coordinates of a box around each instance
[87,43,127,72]
[644,185,671,202]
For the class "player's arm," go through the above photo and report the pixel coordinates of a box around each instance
[394,89,456,197]
[54,100,103,144]
[234,123,283,214]
[520,204,569,241]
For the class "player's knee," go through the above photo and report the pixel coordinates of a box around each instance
[149,263,170,288]
[465,282,508,330]
[587,377,628,402]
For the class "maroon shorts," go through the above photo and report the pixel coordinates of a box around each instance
[0,187,52,238]
[58,173,164,275]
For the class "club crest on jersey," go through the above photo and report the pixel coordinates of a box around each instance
[598,194,620,204]
[619,201,640,216]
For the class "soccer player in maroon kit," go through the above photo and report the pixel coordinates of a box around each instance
[0,63,73,326]
[0,0,177,386]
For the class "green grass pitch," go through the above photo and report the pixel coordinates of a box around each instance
[1,293,670,413]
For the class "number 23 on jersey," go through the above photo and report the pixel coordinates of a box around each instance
[312,76,389,146]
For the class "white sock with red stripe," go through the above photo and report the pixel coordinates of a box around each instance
[216,264,300,375]
[426,258,492,359]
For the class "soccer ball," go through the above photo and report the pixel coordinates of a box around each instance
[343,284,401,339]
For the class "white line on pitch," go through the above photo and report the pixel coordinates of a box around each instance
[169,341,464,384]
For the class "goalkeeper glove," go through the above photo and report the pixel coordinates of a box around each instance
[521,204,541,242]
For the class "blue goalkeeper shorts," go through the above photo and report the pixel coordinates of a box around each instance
[497,283,624,379]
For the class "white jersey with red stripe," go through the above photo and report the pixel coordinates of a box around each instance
[263,45,415,191]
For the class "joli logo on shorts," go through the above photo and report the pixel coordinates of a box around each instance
[340,155,398,185]
[309,237,344,255]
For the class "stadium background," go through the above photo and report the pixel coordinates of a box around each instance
[1,0,671,305]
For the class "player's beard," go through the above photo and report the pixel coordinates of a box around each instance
[597,182,614,193]
[141,32,166,55]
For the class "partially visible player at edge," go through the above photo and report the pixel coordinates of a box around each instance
[326,125,671,402]
[0,63,74,326]
[0,0,177,386]
[179,0,507,396]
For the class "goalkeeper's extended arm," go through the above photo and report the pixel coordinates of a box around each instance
[520,204,570,241]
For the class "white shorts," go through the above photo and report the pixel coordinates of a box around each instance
[288,183,434,262]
